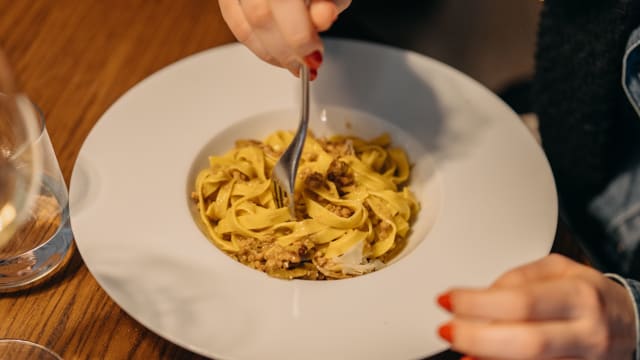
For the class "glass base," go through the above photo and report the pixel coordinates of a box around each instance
[0,208,73,292]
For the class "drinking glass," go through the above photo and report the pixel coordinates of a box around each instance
[0,339,62,360]
[0,51,73,291]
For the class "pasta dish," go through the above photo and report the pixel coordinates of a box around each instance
[193,131,420,280]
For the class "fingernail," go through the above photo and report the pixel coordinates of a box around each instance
[304,50,323,69]
[438,323,453,343]
[437,292,453,312]
[460,356,477,360]
[287,62,300,77]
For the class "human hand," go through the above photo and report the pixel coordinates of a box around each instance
[219,0,351,78]
[436,254,637,359]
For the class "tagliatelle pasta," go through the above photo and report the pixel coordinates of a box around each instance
[193,131,420,280]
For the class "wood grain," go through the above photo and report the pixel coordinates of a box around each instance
[0,1,233,358]
[0,1,587,359]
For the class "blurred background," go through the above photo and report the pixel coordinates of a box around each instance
[326,0,543,113]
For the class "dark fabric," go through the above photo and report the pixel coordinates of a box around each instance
[533,0,640,273]
[327,0,640,273]
[324,1,445,48]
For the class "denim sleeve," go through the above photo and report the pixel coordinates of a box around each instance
[588,27,640,274]
[624,27,640,117]
[605,274,640,360]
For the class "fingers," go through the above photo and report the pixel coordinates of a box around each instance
[491,254,583,288]
[309,0,338,31]
[219,0,278,66]
[442,320,587,359]
[220,0,342,75]
[269,0,323,61]
[444,278,589,322]
[237,0,308,74]
[443,315,631,360]
[309,0,351,31]
[435,255,638,359]
[334,0,351,12]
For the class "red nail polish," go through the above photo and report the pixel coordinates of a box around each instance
[310,68,317,81]
[304,51,323,69]
[460,356,477,360]
[437,292,453,312]
[438,323,453,343]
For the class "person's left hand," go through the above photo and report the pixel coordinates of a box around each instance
[436,254,637,359]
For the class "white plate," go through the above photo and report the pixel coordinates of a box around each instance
[69,39,557,360]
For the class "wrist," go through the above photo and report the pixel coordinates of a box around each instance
[605,273,640,360]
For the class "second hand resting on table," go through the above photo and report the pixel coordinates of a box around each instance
[218,1,640,358]
[437,254,637,359]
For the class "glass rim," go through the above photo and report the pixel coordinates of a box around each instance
[1,94,45,239]
[3,94,45,159]
[17,95,45,139]
[0,338,63,360]
[26,98,45,134]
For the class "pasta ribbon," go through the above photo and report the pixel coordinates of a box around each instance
[193,131,420,280]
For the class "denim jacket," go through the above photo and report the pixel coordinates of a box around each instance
[589,26,640,357]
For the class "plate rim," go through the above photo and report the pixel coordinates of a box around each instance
[69,38,557,360]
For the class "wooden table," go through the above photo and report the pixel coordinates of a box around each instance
[0,1,587,359]
[0,1,233,358]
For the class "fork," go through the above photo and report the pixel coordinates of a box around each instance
[271,63,310,218]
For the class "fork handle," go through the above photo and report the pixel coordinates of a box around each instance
[287,63,310,187]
